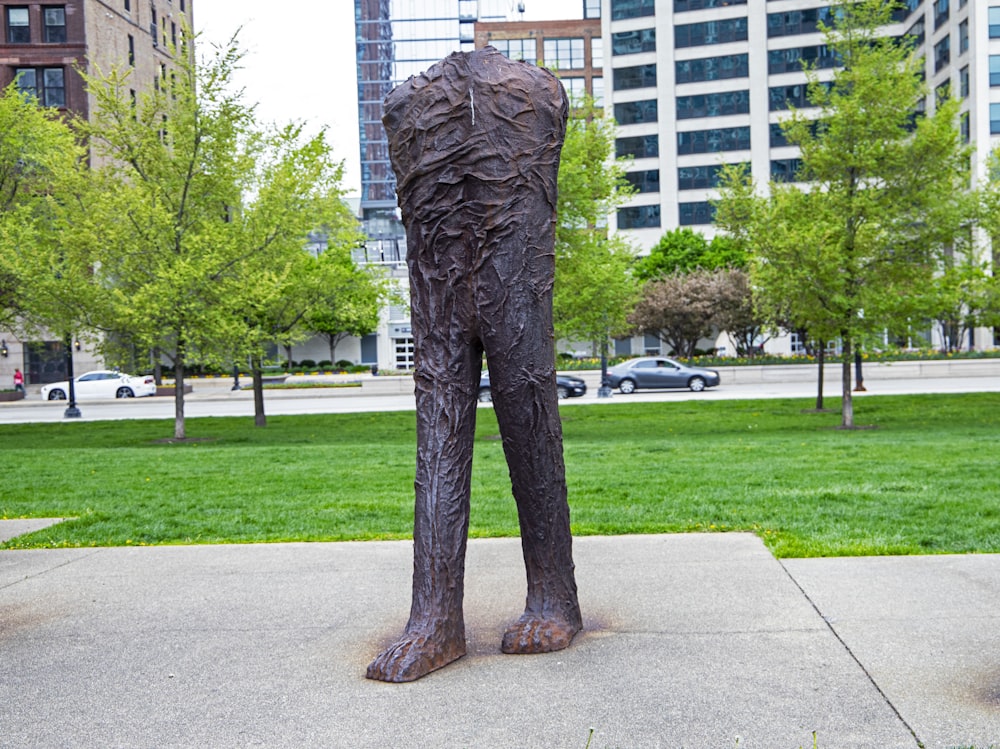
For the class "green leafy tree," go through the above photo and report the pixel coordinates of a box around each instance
[634,228,747,281]
[554,95,638,365]
[304,245,388,368]
[716,0,971,427]
[0,82,85,335]
[60,33,354,438]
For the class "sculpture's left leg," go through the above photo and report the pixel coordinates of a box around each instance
[477,198,583,655]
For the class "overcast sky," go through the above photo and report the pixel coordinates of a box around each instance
[194,1,585,197]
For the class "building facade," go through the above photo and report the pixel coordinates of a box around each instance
[605,0,998,350]
[0,0,192,386]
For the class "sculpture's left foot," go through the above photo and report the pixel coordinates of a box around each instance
[501,613,582,654]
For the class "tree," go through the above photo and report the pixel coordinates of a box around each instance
[0,82,84,334]
[304,246,387,367]
[628,270,723,359]
[553,95,638,364]
[716,0,971,427]
[60,32,354,438]
[713,267,770,357]
[634,228,747,281]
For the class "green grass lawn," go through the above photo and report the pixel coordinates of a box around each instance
[1,392,998,557]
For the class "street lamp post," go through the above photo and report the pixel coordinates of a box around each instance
[63,334,81,418]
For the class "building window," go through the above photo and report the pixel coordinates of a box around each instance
[678,163,742,190]
[675,17,748,48]
[584,0,601,19]
[768,45,837,75]
[616,134,659,159]
[612,28,655,56]
[675,0,746,11]
[992,103,1000,134]
[43,6,66,43]
[613,64,657,91]
[767,7,835,38]
[771,158,803,182]
[679,202,715,226]
[933,0,949,30]
[675,53,749,84]
[991,55,1000,86]
[934,35,950,73]
[592,38,603,69]
[960,111,970,143]
[906,18,925,46]
[614,99,658,125]
[611,0,655,20]
[128,34,135,66]
[179,0,185,12]
[618,205,661,229]
[125,0,131,12]
[960,65,969,97]
[958,20,968,54]
[151,6,158,47]
[990,8,1000,39]
[770,84,810,111]
[561,77,586,101]
[14,67,66,108]
[677,126,751,155]
[592,76,604,106]
[492,38,535,63]
[935,81,950,106]
[676,89,750,119]
[6,6,29,43]
[625,169,660,193]
[544,38,585,70]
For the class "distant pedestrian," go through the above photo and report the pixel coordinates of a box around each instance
[13,368,24,392]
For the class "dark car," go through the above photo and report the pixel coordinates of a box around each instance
[605,357,720,394]
[478,373,587,402]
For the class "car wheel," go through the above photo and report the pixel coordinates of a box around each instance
[478,387,492,403]
[116,387,135,398]
[47,389,66,400]
[688,376,706,392]
[618,378,636,394]
[556,386,569,399]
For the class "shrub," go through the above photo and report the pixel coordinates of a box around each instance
[336,359,354,369]
[298,359,316,370]
[317,360,333,369]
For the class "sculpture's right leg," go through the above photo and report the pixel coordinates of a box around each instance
[366,272,482,683]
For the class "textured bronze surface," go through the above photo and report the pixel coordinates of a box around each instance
[366,48,582,683]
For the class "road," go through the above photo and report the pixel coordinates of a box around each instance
[2,367,998,424]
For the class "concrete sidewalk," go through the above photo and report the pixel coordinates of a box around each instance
[1,530,997,748]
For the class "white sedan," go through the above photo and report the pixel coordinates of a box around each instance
[40,370,157,400]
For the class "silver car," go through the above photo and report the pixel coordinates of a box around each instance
[605,357,720,394]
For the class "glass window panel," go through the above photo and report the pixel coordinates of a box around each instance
[7,7,30,43]
[612,28,656,56]
[991,8,1000,39]
[617,205,661,229]
[44,6,67,43]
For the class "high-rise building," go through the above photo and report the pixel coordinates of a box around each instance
[606,0,997,350]
[606,0,995,241]
[0,0,192,384]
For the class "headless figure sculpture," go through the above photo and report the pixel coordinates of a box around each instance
[366,48,583,682]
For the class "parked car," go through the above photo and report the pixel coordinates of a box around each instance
[478,373,587,402]
[40,370,157,400]
[605,357,720,394]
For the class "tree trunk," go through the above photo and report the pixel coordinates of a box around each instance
[252,355,266,427]
[174,356,186,440]
[815,347,825,411]
[841,337,854,428]
[329,335,336,366]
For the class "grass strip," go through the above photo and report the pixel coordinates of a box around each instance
[1,393,997,557]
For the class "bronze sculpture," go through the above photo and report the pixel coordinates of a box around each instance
[366,48,582,683]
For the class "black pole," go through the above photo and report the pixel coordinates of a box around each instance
[64,335,81,418]
[598,340,612,398]
[853,349,866,392]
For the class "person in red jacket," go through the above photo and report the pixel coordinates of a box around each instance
[13,368,24,392]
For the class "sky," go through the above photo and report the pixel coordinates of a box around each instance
[194,1,586,198]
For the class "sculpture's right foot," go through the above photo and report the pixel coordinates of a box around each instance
[366,630,466,683]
